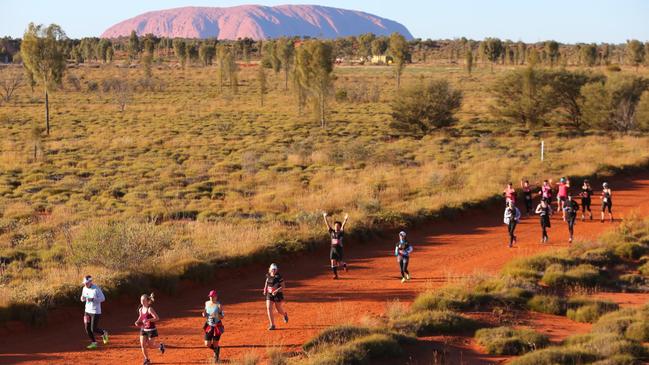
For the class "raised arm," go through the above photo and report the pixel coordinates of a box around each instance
[322,212,332,230]
[341,214,349,230]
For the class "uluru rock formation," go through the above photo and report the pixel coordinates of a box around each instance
[101,4,413,40]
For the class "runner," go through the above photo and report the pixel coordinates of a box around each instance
[134,293,165,365]
[540,180,553,205]
[202,290,224,363]
[520,180,533,216]
[580,179,594,221]
[503,182,516,205]
[503,200,521,248]
[263,263,288,330]
[395,231,413,283]
[80,275,108,349]
[323,212,349,279]
[563,195,580,243]
[601,182,613,223]
[556,177,571,220]
[535,199,553,243]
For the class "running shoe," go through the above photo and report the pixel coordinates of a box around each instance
[401,277,406,283]
[86,342,98,350]
[102,330,109,344]
[569,238,573,243]
[333,275,339,280]
[268,324,276,330]
[159,342,165,354]
[283,313,289,323]
[343,263,348,272]
[405,273,411,280]
[143,359,151,365]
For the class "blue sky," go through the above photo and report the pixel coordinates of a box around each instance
[2,0,648,43]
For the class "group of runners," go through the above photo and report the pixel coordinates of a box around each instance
[503,178,614,247]
[77,177,616,364]
[78,212,412,364]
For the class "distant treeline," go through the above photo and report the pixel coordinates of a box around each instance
[1,32,648,68]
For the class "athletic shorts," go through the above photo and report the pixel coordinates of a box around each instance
[557,196,567,202]
[203,323,224,341]
[582,198,591,207]
[266,292,284,302]
[140,328,159,338]
[602,200,612,212]
[330,245,343,261]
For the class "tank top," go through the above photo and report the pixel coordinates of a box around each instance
[558,183,568,197]
[581,186,592,199]
[602,190,611,202]
[538,205,551,217]
[330,229,344,246]
[205,301,223,326]
[523,186,532,199]
[542,185,552,198]
[138,307,156,330]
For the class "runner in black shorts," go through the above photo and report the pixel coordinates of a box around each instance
[521,180,533,216]
[563,195,580,243]
[323,212,349,279]
[580,180,593,221]
[395,231,413,283]
[535,199,552,243]
[202,290,224,362]
[601,182,613,223]
[263,263,288,330]
[134,293,165,365]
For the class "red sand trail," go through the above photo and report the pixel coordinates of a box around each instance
[2,171,649,364]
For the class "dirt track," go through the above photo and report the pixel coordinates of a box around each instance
[2,171,649,364]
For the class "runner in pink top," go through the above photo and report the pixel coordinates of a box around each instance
[556,177,570,219]
[540,180,552,204]
[503,182,516,205]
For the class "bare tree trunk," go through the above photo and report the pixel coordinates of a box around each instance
[45,89,50,135]
[320,92,325,129]
[284,69,288,91]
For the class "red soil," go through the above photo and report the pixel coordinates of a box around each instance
[2,172,649,364]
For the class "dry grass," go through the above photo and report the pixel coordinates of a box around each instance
[1,62,649,312]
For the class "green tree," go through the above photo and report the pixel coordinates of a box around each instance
[483,37,503,72]
[294,40,334,128]
[388,32,409,89]
[581,44,598,67]
[128,30,140,61]
[544,40,560,67]
[580,75,649,132]
[626,40,645,71]
[491,67,555,128]
[106,46,114,63]
[21,23,67,135]
[636,91,649,131]
[198,42,216,66]
[257,65,267,106]
[358,33,376,60]
[276,37,295,91]
[262,41,281,75]
[465,49,473,75]
[600,43,611,65]
[173,39,187,68]
[390,79,463,136]
[547,70,603,129]
[371,37,388,56]
[97,39,112,63]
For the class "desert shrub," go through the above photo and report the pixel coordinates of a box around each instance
[591,309,638,336]
[567,298,619,323]
[303,325,373,352]
[527,294,565,315]
[391,310,478,336]
[570,333,645,359]
[304,333,402,365]
[410,287,476,312]
[66,73,81,91]
[606,64,622,72]
[618,273,646,288]
[614,242,646,260]
[475,326,549,355]
[579,247,618,266]
[624,320,649,341]
[71,220,174,272]
[542,264,602,287]
[509,347,598,365]
[590,355,637,365]
[390,79,462,136]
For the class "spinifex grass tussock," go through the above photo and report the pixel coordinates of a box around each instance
[475,326,550,355]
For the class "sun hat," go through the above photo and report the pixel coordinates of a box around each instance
[399,231,407,237]
[82,275,93,285]
[269,263,278,271]
[208,290,217,298]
